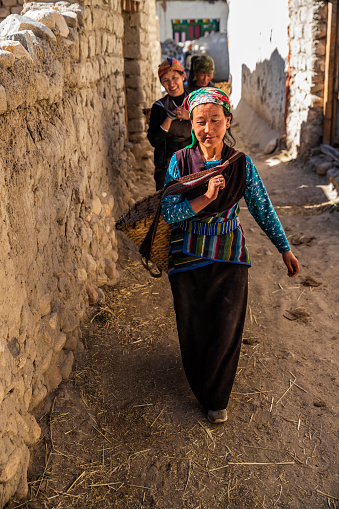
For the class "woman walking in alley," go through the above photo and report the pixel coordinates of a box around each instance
[147,58,192,190]
[186,55,215,93]
[161,87,299,423]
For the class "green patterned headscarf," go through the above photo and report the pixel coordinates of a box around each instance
[184,87,231,148]
[193,55,215,74]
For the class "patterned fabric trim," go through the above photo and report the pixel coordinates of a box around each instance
[182,225,250,264]
[177,216,239,236]
[167,211,251,276]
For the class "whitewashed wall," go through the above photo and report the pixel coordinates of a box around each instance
[228,0,289,108]
[156,0,229,41]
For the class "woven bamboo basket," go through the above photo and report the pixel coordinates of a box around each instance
[116,190,171,273]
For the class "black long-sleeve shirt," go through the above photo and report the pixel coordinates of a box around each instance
[147,92,192,168]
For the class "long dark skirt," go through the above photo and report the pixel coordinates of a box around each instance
[170,262,248,411]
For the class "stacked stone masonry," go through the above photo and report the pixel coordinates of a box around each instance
[0,0,160,506]
[0,0,23,22]
[123,1,160,160]
[286,0,328,158]
[241,49,286,134]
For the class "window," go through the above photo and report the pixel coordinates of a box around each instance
[172,19,219,42]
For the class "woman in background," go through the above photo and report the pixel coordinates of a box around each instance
[187,55,215,93]
[147,58,192,190]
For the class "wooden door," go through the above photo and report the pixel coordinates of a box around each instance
[324,0,339,146]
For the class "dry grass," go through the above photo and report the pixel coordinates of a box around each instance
[8,250,338,509]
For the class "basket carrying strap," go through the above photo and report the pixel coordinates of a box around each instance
[139,150,244,261]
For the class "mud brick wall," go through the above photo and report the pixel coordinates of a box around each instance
[123,0,160,161]
[0,0,159,506]
[241,49,286,134]
[286,0,328,158]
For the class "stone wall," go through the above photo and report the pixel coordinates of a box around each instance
[241,49,286,134]
[286,0,328,158]
[0,0,159,506]
[0,0,22,21]
[123,0,160,161]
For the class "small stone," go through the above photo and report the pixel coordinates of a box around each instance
[111,249,118,263]
[313,400,326,408]
[17,356,26,370]
[40,350,53,373]
[6,29,38,61]
[108,195,114,210]
[86,284,98,305]
[327,168,339,180]
[44,364,62,391]
[0,39,32,60]
[0,49,15,68]
[42,328,51,344]
[25,9,69,37]
[104,259,116,280]
[0,14,56,42]
[264,138,278,155]
[0,85,7,113]
[92,196,102,215]
[76,340,85,353]
[103,204,111,216]
[0,448,23,483]
[0,383,4,405]
[63,330,78,351]
[39,293,51,317]
[97,273,108,285]
[61,11,78,28]
[15,449,29,499]
[60,309,79,333]
[309,156,325,169]
[30,385,47,410]
[23,387,32,409]
[316,161,332,176]
[84,253,97,275]
[55,192,67,223]
[104,242,112,255]
[21,413,41,446]
[48,312,58,331]
[54,332,66,352]
[60,350,74,379]
[101,231,109,246]
[7,337,20,357]
[97,288,105,303]
[77,268,87,281]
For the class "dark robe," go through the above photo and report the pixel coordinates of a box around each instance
[169,143,248,411]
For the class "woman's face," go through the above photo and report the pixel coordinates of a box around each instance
[161,70,185,97]
[195,72,213,87]
[192,103,229,150]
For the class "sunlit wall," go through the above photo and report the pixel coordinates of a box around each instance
[228,0,289,108]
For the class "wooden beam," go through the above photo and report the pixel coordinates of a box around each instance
[323,1,338,145]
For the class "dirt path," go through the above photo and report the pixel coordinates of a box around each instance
[7,139,339,509]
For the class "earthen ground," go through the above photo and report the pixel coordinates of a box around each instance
[6,134,339,509]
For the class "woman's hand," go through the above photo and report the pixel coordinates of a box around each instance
[161,116,173,132]
[189,175,225,213]
[282,250,299,278]
[173,106,190,121]
[205,175,225,201]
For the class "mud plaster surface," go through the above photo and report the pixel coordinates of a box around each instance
[6,136,339,509]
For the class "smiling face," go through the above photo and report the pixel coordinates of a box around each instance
[160,70,185,97]
[192,103,230,151]
[195,72,213,88]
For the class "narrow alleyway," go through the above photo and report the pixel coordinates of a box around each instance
[6,135,339,509]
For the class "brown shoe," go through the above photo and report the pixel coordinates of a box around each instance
[207,409,228,424]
